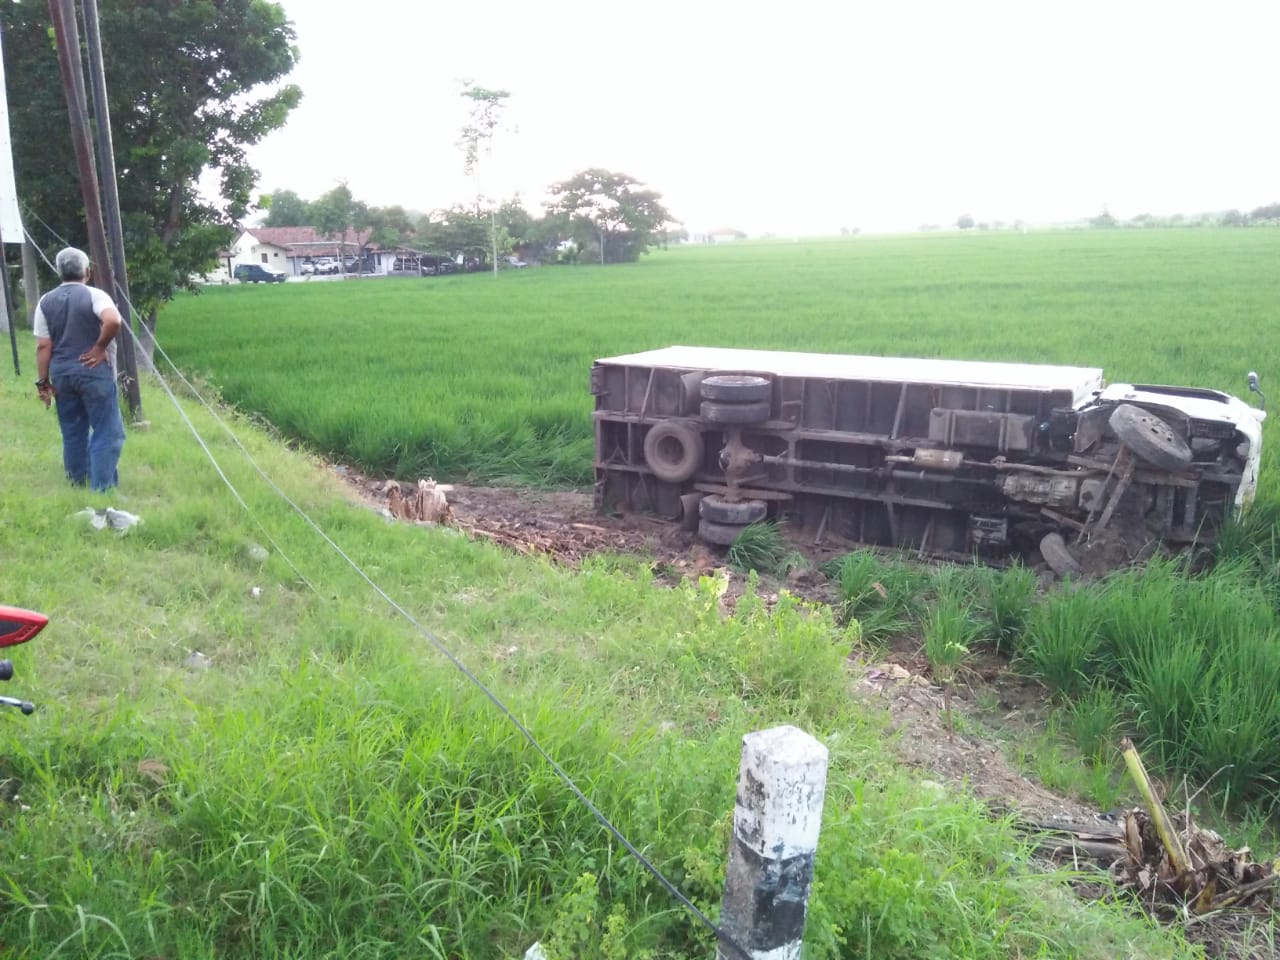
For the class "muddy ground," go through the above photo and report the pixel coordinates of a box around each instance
[335,468,1272,958]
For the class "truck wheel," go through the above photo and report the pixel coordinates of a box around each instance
[1040,533,1082,578]
[680,492,704,531]
[1109,404,1192,472]
[700,495,767,525]
[701,375,772,403]
[701,400,771,425]
[643,421,704,483]
[699,518,747,546]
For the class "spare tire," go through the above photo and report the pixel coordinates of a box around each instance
[699,518,747,546]
[700,495,767,525]
[643,421,704,483]
[701,375,772,403]
[701,400,771,425]
[1109,404,1192,472]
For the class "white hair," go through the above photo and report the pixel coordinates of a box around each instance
[55,247,90,281]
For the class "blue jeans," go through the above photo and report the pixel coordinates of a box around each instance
[51,368,125,491]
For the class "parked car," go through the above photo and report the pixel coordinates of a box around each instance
[234,264,287,283]
[311,258,340,275]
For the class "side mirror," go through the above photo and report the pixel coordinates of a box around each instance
[1247,371,1265,410]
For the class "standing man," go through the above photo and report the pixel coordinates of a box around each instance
[33,247,126,492]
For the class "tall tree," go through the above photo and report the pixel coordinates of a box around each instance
[2,0,300,346]
[418,206,491,265]
[311,182,368,274]
[364,204,415,250]
[456,81,509,274]
[262,188,312,227]
[547,169,675,264]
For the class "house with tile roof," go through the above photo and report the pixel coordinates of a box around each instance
[217,226,382,278]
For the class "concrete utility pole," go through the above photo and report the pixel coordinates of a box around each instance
[48,0,143,420]
[21,238,40,326]
[2,225,17,373]
[81,0,151,372]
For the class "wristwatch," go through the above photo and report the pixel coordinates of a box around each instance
[35,377,50,388]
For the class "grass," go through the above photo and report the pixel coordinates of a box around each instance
[825,551,926,644]
[160,228,1280,492]
[921,572,981,735]
[0,358,1205,958]
[724,521,803,576]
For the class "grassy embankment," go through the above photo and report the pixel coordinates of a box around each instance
[0,354,1206,957]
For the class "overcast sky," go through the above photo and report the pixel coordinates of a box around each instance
[246,0,1280,235]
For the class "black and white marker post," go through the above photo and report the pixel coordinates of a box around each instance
[718,725,829,960]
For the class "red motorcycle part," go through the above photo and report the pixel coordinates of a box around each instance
[0,606,47,648]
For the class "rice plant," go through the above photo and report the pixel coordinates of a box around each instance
[972,562,1039,655]
[1020,587,1104,700]
[825,551,924,643]
[923,572,983,735]
[1064,683,1123,761]
[161,228,1280,490]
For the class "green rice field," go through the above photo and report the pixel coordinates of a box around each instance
[162,228,1280,492]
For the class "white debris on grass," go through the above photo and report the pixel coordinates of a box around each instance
[73,507,142,532]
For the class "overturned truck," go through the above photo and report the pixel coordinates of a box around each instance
[592,347,1266,569]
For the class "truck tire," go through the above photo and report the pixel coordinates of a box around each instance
[700,400,771,425]
[700,495,767,525]
[701,375,772,403]
[1109,404,1192,472]
[1040,533,1082,578]
[643,421,704,483]
[680,492,704,531]
[699,518,747,546]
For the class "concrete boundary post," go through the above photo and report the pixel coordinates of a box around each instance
[717,725,829,960]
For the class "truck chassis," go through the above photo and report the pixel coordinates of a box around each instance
[592,346,1264,570]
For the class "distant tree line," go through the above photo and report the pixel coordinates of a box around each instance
[942,203,1280,233]
[1120,203,1280,228]
[262,169,678,268]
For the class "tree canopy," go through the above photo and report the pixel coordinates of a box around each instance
[2,0,301,324]
[262,189,312,227]
[547,169,675,263]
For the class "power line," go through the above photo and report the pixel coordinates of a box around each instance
[20,199,73,251]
